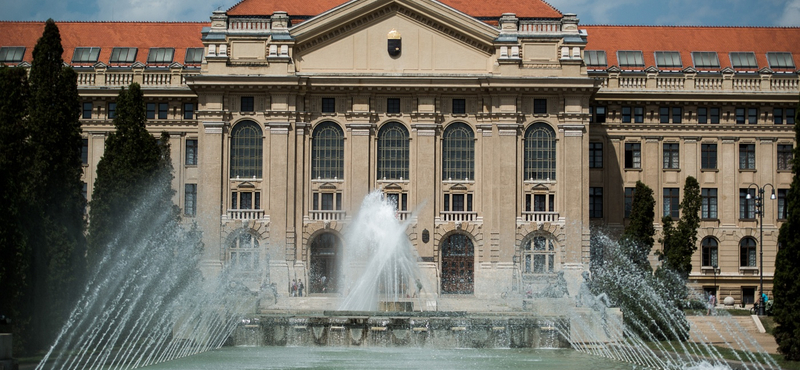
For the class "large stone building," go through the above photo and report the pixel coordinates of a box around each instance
[1,0,797,310]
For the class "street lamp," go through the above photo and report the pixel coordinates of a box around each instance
[712,262,718,300]
[746,183,775,315]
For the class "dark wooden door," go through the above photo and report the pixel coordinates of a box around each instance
[441,233,474,294]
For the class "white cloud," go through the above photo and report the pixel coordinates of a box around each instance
[777,0,800,26]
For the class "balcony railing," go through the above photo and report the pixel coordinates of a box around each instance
[310,210,346,222]
[439,211,477,222]
[396,211,411,221]
[518,20,561,34]
[593,71,798,93]
[226,209,266,220]
[521,211,559,223]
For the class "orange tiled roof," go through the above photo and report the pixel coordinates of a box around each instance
[583,25,800,70]
[227,0,562,18]
[0,21,205,65]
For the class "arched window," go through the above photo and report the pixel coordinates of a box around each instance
[377,122,409,180]
[228,231,259,270]
[523,234,556,274]
[312,121,344,179]
[230,121,263,178]
[524,123,556,180]
[442,122,474,181]
[701,237,718,267]
[740,237,757,267]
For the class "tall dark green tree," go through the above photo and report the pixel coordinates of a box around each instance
[658,176,701,278]
[17,19,86,351]
[0,66,31,349]
[774,99,800,361]
[622,181,656,272]
[88,82,177,267]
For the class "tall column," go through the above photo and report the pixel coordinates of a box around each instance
[559,124,588,265]
[198,119,225,277]
[268,122,291,261]
[347,123,373,208]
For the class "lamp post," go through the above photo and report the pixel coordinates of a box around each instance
[746,183,775,315]
[712,262,718,300]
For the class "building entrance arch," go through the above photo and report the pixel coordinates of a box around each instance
[309,232,341,293]
[440,233,474,294]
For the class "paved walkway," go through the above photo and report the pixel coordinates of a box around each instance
[687,314,779,354]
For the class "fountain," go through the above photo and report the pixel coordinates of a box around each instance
[37,189,782,370]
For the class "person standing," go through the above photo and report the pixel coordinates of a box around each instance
[298,279,304,297]
[291,279,297,297]
[707,293,716,315]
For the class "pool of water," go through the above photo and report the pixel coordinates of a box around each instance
[143,346,636,370]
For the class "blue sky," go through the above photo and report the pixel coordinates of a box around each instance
[1,0,799,27]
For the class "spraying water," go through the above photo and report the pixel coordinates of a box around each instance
[338,191,429,311]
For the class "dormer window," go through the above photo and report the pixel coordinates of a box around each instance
[617,50,644,68]
[109,47,137,64]
[147,48,174,64]
[730,52,758,69]
[767,52,795,69]
[692,52,720,69]
[185,48,204,64]
[584,50,607,67]
[0,46,25,63]
[654,51,682,68]
[72,47,101,63]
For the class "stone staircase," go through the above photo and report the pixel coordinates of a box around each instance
[687,315,778,354]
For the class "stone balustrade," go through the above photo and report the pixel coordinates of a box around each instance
[439,211,478,222]
[226,209,266,221]
[521,211,559,223]
[518,20,562,34]
[70,68,200,88]
[594,71,798,93]
[310,210,346,222]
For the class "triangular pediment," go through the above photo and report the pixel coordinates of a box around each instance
[290,0,499,74]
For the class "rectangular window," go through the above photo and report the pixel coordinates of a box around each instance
[533,99,547,114]
[322,98,335,113]
[698,107,720,123]
[453,99,466,114]
[660,107,670,123]
[778,189,788,220]
[621,106,631,123]
[739,144,755,170]
[672,107,682,123]
[710,108,720,124]
[81,138,89,165]
[778,144,793,171]
[702,188,718,219]
[185,139,198,166]
[767,52,796,69]
[147,48,174,64]
[321,193,334,210]
[0,46,25,63]
[158,103,169,119]
[185,47,204,64]
[584,50,607,67]
[788,109,796,125]
[184,184,197,217]
[108,103,116,119]
[730,52,758,69]
[698,107,707,124]
[748,108,758,124]
[634,107,644,123]
[701,144,717,169]
[183,103,195,119]
[663,143,679,169]
[241,96,254,112]
[533,194,546,212]
[692,51,720,68]
[736,108,746,124]
[591,106,606,124]
[664,188,679,218]
[452,194,465,212]
[625,143,641,169]
[774,108,784,124]
[109,47,137,63]
[624,187,635,218]
[146,103,156,119]
[617,50,644,67]
[740,188,756,219]
[589,187,603,218]
[387,98,401,114]
[82,102,93,119]
[384,193,408,212]
[655,51,682,68]
[72,47,101,63]
[589,142,603,168]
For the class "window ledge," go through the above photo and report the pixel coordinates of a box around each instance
[386,113,403,117]
[739,218,757,222]
[231,177,263,182]
[320,112,337,116]
[662,168,681,172]
[700,168,719,172]
[311,178,344,183]
[739,267,758,271]
[738,169,757,172]
[378,179,410,184]
[451,113,469,118]
[442,179,475,184]
[777,169,792,173]
[624,167,643,171]
[701,218,720,222]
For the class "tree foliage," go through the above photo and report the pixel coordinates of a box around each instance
[88,82,177,267]
[658,176,701,278]
[774,98,800,361]
[0,20,86,353]
[621,181,656,272]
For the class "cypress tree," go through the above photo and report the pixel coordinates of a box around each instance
[774,99,800,360]
[622,181,656,272]
[0,66,31,351]
[88,82,177,267]
[23,19,86,351]
[658,176,701,278]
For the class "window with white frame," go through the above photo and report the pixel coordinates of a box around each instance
[229,231,259,270]
[523,234,556,274]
